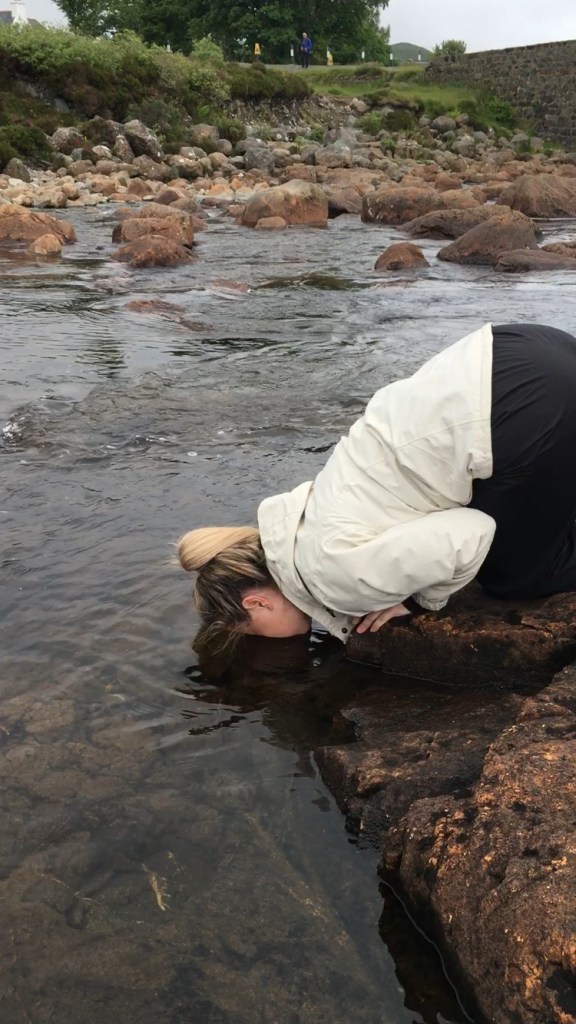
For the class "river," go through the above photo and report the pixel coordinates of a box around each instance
[2,205,576,1024]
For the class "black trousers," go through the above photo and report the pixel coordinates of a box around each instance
[469,323,576,599]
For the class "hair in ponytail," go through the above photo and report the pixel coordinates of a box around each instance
[178,526,274,636]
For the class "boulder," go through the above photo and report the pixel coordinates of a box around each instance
[190,123,220,148]
[381,666,576,1024]
[111,235,194,268]
[123,120,164,162]
[154,188,187,206]
[126,179,151,198]
[497,173,576,217]
[324,186,362,217]
[315,144,353,169]
[280,164,317,184]
[166,155,203,180]
[112,216,195,247]
[91,144,112,160]
[402,205,517,239]
[114,203,193,223]
[362,186,448,225]
[112,135,135,163]
[430,115,457,133]
[346,586,576,688]
[437,211,539,266]
[50,126,84,155]
[0,206,76,245]
[131,155,172,182]
[244,145,275,176]
[255,216,287,230]
[374,242,429,271]
[28,233,62,256]
[495,248,576,272]
[239,180,328,229]
[4,158,31,183]
[437,188,479,209]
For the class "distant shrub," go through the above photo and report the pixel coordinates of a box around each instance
[393,67,423,81]
[423,99,451,119]
[486,96,516,128]
[307,124,325,143]
[384,108,416,131]
[0,137,17,168]
[0,124,52,164]
[358,111,385,135]
[210,114,246,145]
[227,62,311,101]
[190,37,225,63]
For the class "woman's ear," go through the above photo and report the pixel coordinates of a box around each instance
[241,590,274,612]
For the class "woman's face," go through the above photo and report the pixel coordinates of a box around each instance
[241,587,311,638]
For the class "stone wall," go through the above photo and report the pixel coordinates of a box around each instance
[426,40,576,149]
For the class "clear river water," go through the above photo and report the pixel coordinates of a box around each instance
[2,205,576,1024]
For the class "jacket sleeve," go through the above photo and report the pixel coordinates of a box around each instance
[315,507,496,615]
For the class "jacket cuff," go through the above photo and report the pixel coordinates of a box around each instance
[411,593,448,612]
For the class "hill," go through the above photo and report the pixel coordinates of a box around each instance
[390,42,433,63]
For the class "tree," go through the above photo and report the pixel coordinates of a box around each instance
[433,39,467,61]
[54,0,391,65]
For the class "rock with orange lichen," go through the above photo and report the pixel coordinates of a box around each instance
[380,666,576,1024]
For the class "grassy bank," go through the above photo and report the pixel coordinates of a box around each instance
[306,64,519,133]
[0,25,524,167]
[0,24,313,161]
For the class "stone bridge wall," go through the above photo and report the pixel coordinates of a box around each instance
[426,40,576,149]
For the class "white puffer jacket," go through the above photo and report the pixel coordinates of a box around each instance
[258,323,497,642]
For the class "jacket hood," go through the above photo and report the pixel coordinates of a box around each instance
[258,482,354,642]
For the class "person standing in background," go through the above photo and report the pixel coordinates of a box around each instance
[300,32,312,68]
[254,41,261,60]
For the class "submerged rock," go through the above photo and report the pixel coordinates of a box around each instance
[112,215,195,247]
[374,242,429,271]
[496,248,576,271]
[28,233,63,256]
[111,235,195,268]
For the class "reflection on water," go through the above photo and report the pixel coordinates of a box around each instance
[2,207,576,1022]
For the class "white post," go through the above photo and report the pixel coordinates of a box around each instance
[11,0,28,24]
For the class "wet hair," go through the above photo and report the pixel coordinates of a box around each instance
[178,526,275,638]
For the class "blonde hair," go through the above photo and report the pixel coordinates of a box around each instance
[178,526,274,637]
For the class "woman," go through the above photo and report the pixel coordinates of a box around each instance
[178,323,576,642]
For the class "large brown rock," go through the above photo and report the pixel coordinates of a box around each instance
[495,248,576,272]
[346,586,576,688]
[112,216,195,247]
[362,186,448,225]
[437,211,539,266]
[381,666,576,1024]
[239,180,328,228]
[0,206,76,245]
[402,205,517,240]
[497,173,576,217]
[374,242,429,271]
[111,235,194,268]
[316,682,520,844]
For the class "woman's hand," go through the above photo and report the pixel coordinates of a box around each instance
[354,603,411,634]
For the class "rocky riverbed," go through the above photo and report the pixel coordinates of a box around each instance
[3,102,576,1024]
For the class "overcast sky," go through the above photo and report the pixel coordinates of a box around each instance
[17,0,576,54]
